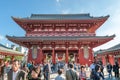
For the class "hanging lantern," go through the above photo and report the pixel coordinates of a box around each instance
[31,45,38,59]
[83,46,89,59]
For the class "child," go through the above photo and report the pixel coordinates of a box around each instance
[79,66,86,80]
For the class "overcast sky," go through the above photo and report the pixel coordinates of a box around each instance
[0,0,120,51]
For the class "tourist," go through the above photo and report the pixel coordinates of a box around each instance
[64,63,68,74]
[29,61,35,71]
[55,69,65,80]
[78,64,81,71]
[7,60,27,80]
[98,61,104,76]
[79,66,86,80]
[106,62,112,78]
[113,61,119,78]
[22,63,29,73]
[65,63,79,80]
[51,63,54,73]
[28,67,41,80]
[94,65,104,80]
[37,65,42,79]
[90,61,96,71]
[90,61,96,79]
[27,61,32,69]
[74,62,77,70]
[43,61,50,80]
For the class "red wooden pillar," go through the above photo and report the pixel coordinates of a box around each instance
[65,42,69,64]
[102,56,106,65]
[108,55,114,65]
[75,54,77,63]
[106,55,109,63]
[109,55,114,65]
[118,58,120,65]
[78,47,84,65]
[104,55,108,65]
[65,48,69,63]
[28,48,32,62]
[52,48,55,64]
[39,48,43,64]
[78,48,81,64]
[89,48,93,65]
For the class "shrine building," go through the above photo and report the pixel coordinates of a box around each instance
[6,14,115,65]
[95,43,120,65]
[0,43,24,61]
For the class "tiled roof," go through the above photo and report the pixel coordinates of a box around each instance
[108,43,120,51]
[94,49,107,55]
[6,35,115,41]
[0,43,9,49]
[94,43,120,55]
[0,43,24,56]
[6,35,115,48]
[21,14,109,20]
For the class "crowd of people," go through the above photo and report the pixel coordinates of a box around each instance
[0,59,120,80]
[90,60,120,80]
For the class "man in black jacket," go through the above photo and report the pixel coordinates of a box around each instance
[113,61,119,78]
[107,62,112,78]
